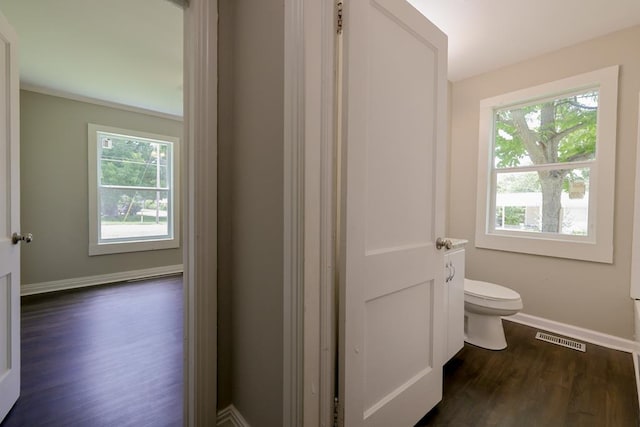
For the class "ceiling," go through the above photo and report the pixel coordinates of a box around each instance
[1,1,639,115]
[0,0,183,116]
[409,0,640,81]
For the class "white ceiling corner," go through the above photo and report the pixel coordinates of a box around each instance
[409,0,640,82]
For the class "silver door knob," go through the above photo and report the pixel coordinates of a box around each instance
[436,237,452,250]
[12,232,33,245]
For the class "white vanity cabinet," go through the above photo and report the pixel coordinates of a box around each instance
[444,246,465,361]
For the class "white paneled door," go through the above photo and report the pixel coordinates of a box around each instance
[339,0,448,426]
[0,10,20,423]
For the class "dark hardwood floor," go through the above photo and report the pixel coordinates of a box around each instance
[417,319,639,427]
[1,276,183,427]
[5,278,638,426]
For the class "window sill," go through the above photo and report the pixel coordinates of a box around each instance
[475,231,612,263]
[89,238,179,256]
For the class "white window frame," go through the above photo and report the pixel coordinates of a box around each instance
[88,123,180,255]
[475,66,619,263]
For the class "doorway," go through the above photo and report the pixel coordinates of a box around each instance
[2,0,184,292]
[0,0,188,423]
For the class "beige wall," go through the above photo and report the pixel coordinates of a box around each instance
[449,26,640,339]
[218,0,285,424]
[20,90,183,285]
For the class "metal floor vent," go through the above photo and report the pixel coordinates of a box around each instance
[535,332,586,352]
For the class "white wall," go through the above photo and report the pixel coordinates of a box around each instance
[449,26,640,339]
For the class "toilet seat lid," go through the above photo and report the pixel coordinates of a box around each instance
[464,279,521,301]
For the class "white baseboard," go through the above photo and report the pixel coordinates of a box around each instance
[21,264,184,296]
[506,312,640,354]
[217,405,250,427]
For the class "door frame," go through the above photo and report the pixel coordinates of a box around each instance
[284,0,335,424]
[284,0,305,425]
[185,0,314,424]
[185,0,333,424]
[630,92,640,301]
[300,1,338,426]
[183,0,218,425]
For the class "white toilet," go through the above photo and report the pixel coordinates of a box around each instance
[464,279,523,350]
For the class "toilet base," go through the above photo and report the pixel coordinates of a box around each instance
[464,311,508,350]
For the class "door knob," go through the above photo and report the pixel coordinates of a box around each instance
[436,237,452,250]
[12,232,33,245]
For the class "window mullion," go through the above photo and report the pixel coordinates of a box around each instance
[100,184,169,191]
[495,160,595,174]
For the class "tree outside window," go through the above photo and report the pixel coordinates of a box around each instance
[98,133,171,241]
[492,90,597,235]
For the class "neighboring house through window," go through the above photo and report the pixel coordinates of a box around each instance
[88,124,180,255]
[475,66,618,263]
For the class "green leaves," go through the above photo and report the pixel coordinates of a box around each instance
[494,111,526,167]
[493,90,597,233]
[494,90,597,168]
[98,133,171,221]
[100,136,165,187]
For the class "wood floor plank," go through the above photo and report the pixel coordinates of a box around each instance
[6,280,637,426]
[1,276,183,427]
[416,320,639,427]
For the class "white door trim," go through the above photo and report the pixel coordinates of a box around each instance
[183,0,218,425]
[302,0,338,426]
[630,92,640,301]
[317,3,338,426]
[284,0,305,425]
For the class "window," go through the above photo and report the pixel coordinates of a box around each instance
[475,66,618,263]
[88,124,179,255]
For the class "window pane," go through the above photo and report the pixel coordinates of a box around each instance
[493,90,598,168]
[159,144,170,188]
[99,188,170,241]
[99,133,172,188]
[495,168,589,236]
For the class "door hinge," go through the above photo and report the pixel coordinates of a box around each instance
[336,1,343,34]
[333,396,343,427]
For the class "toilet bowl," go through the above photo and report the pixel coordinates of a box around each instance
[464,279,523,350]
